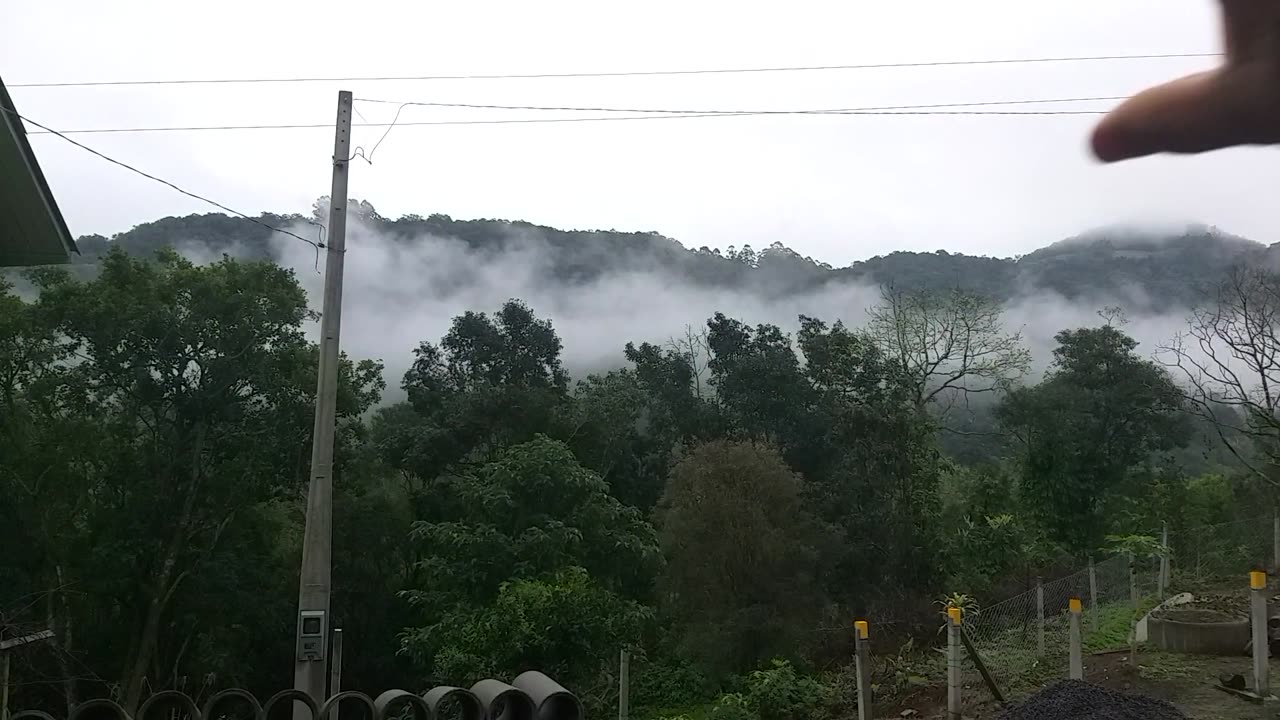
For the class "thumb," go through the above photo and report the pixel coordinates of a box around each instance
[1090,67,1280,162]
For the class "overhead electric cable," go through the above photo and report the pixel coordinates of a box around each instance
[353,94,1128,115]
[23,94,1121,135]
[2,107,325,249]
[8,52,1220,88]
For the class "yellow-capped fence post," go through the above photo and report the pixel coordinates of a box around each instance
[1251,571,1269,697]
[853,621,871,720]
[947,607,962,720]
[1068,598,1083,680]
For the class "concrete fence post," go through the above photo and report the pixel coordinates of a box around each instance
[1252,571,1269,697]
[329,628,343,720]
[1159,522,1170,598]
[1129,552,1139,667]
[947,607,962,720]
[1088,556,1099,634]
[1036,577,1045,656]
[1273,512,1279,576]
[619,649,630,720]
[1068,598,1083,680]
[854,621,871,720]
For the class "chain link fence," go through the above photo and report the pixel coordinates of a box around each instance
[957,515,1274,702]
[1168,516,1273,586]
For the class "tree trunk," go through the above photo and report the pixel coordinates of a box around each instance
[49,566,78,714]
[122,426,205,715]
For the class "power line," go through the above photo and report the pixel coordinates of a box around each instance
[24,95,1119,136]
[354,94,1127,116]
[7,51,1219,88]
[2,107,324,250]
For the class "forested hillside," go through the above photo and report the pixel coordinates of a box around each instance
[66,207,1276,310]
[3,208,1279,720]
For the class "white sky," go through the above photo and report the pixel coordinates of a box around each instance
[4,0,1267,266]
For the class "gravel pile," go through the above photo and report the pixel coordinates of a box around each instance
[999,680,1186,720]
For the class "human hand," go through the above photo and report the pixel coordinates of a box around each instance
[1091,0,1280,162]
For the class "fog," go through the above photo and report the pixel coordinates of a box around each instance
[262,218,1198,402]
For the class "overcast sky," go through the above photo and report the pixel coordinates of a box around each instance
[4,0,1267,266]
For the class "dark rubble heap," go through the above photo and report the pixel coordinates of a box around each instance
[999,680,1186,720]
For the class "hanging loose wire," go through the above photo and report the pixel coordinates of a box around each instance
[2,106,328,255]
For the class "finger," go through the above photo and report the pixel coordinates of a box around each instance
[1090,67,1280,162]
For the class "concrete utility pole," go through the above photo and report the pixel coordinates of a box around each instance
[293,90,353,717]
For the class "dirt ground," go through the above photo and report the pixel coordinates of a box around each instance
[876,582,1280,719]
[886,650,1280,720]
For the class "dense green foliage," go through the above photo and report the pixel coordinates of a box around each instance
[4,213,1279,720]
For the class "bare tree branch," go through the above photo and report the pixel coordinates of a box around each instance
[867,286,1030,422]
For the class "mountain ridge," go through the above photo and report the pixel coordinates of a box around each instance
[63,210,1279,312]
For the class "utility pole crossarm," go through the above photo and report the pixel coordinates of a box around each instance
[0,630,53,651]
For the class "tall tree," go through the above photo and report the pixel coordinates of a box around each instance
[401,436,660,689]
[998,322,1187,552]
[796,316,942,596]
[1,249,383,712]
[868,287,1030,419]
[391,300,569,479]
[1159,266,1280,484]
[705,313,816,452]
[657,440,834,676]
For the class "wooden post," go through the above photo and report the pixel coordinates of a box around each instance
[2,651,9,720]
[947,607,962,720]
[1068,598,1083,680]
[959,628,1006,706]
[0,629,54,720]
[854,621,871,720]
[619,649,630,720]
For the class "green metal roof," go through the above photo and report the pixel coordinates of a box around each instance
[0,74,77,266]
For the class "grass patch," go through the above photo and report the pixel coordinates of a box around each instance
[637,702,716,720]
[1083,599,1156,653]
[1136,650,1201,681]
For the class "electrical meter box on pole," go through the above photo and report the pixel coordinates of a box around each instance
[297,610,327,662]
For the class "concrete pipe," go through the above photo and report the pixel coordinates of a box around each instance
[319,691,376,720]
[421,687,483,720]
[263,690,319,720]
[68,698,133,720]
[138,692,202,720]
[470,680,534,720]
[374,690,432,720]
[511,672,581,720]
[202,688,265,720]
[12,711,60,720]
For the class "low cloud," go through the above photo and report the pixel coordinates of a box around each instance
[254,218,1201,404]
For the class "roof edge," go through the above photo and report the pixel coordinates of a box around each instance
[0,74,79,259]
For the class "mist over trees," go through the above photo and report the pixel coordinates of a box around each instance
[3,209,1280,719]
